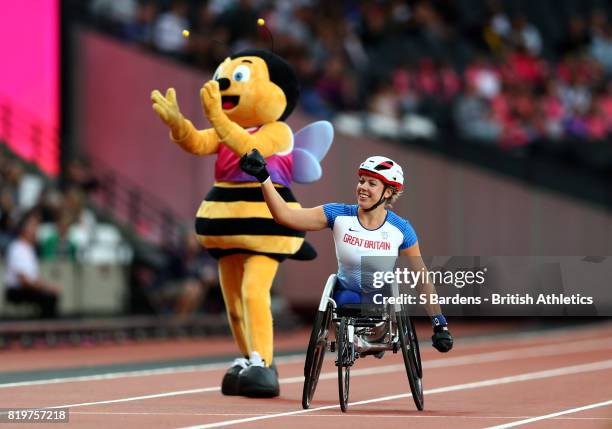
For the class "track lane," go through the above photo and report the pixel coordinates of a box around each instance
[2,323,611,429]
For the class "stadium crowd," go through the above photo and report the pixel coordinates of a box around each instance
[0,151,221,319]
[0,154,100,317]
[86,0,612,147]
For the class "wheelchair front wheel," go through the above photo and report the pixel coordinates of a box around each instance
[396,309,424,411]
[337,317,352,412]
[302,303,332,409]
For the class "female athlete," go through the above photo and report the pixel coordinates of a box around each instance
[239,150,453,353]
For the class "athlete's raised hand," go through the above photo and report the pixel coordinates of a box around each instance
[239,149,270,183]
[151,88,187,139]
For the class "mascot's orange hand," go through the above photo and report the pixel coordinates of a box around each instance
[200,80,224,123]
[151,88,188,140]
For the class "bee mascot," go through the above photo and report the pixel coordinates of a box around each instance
[151,49,332,398]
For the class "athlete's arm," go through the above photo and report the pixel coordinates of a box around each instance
[260,180,327,231]
[401,243,443,317]
[239,149,327,231]
[402,243,454,353]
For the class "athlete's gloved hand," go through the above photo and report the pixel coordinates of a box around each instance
[432,328,453,353]
[239,149,270,183]
[431,314,453,353]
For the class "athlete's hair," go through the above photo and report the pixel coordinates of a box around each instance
[385,187,402,208]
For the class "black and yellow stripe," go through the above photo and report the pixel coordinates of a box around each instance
[195,182,305,261]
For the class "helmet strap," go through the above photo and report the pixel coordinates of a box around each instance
[364,185,387,212]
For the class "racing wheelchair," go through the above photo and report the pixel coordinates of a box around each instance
[302,274,423,412]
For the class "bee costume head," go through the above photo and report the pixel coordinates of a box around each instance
[211,49,299,127]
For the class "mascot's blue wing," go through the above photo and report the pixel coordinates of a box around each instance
[292,121,334,184]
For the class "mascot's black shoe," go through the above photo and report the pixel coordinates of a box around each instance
[238,365,280,398]
[237,352,279,398]
[221,357,249,396]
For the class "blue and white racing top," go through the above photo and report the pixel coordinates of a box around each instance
[322,203,418,294]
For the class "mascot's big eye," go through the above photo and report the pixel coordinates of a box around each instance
[232,65,251,82]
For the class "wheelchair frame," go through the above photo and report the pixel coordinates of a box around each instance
[302,274,424,412]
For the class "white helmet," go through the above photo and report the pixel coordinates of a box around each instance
[358,156,404,191]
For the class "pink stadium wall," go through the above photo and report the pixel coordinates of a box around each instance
[0,0,60,174]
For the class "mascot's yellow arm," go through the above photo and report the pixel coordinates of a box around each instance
[172,118,292,158]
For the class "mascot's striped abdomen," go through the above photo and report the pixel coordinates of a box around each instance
[195,182,305,261]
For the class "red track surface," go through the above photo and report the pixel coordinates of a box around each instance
[1,321,612,429]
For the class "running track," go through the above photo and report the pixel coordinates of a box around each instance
[1,320,611,428]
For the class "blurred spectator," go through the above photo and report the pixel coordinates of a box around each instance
[315,55,359,111]
[596,81,612,123]
[62,158,100,196]
[189,3,229,70]
[152,0,189,56]
[503,45,547,86]
[4,210,60,318]
[454,81,501,142]
[590,24,612,73]
[368,80,400,119]
[392,63,420,114]
[414,58,440,97]
[540,80,565,139]
[584,102,608,140]
[509,15,542,56]
[165,233,218,319]
[557,16,591,56]
[122,1,158,46]
[589,9,609,40]
[90,0,138,33]
[40,211,79,262]
[0,186,18,252]
[3,161,44,215]
[480,0,511,54]
[559,70,592,117]
[439,60,462,100]
[465,56,501,99]
[37,186,64,224]
[141,232,219,318]
[215,0,259,48]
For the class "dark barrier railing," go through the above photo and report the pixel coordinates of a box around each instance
[88,156,183,245]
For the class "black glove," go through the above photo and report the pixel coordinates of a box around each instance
[239,149,270,183]
[432,327,453,353]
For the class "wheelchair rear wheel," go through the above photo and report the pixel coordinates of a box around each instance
[396,309,424,410]
[337,317,352,412]
[302,303,332,409]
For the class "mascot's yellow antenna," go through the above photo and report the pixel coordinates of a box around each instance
[257,18,274,52]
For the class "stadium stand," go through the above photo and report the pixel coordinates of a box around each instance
[78,0,611,204]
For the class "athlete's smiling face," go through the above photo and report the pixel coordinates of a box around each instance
[356,175,392,209]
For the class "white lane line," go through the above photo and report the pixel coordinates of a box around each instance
[3,329,611,389]
[0,355,305,389]
[177,359,612,429]
[263,337,612,384]
[483,399,612,428]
